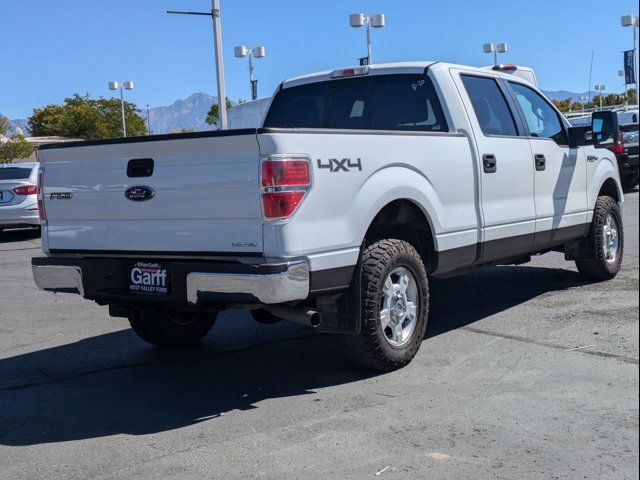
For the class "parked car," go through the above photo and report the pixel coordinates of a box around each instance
[616,123,639,189]
[0,162,40,232]
[32,62,624,371]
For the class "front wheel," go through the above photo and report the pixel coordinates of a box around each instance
[129,308,217,347]
[344,239,429,371]
[576,196,624,281]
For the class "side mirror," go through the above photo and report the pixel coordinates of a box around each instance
[592,110,620,149]
[568,126,592,148]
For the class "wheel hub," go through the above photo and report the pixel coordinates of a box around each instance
[602,213,620,264]
[379,267,419,347]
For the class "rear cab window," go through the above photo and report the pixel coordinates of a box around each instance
[460,75,519,137]
[264,73,448,132]
[0,167,33,180]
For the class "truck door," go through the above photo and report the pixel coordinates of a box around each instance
[506,81,589,247]
[456,72,536,261]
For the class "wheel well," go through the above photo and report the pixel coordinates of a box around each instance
[598,178,620,203]
[364,200,436,272]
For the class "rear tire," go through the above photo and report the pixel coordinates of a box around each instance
[620,171,639,190]
[129,308,217,347]
[576,196,624,281]
[344,239,429,372]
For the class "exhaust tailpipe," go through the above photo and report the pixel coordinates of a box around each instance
[265,306,322,328]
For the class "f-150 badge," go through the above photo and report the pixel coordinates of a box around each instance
[317,158,362,173]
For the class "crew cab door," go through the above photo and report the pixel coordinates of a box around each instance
[455,72,536,261]
[506,81,589,245]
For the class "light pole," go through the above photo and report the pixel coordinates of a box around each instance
[349,13,385,65]
[483,43,508,65]
[108,80,134,137]
[594,85,606,109]
[621,14,639,100]
[234,45,266,100]
[145,104,151,134]
[167,0,228,129]
[618,70,628,105]
[580,95,588,111]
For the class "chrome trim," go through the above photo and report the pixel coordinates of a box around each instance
[187,261,309,305]
[32,265,84,295]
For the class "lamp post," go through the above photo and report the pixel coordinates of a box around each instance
[167,0,228,129]
[621,14,639,103]
[594,85,606,109]
[108,80,134,137]
[145,104,151,134]
[349,13,385,65]
[618,70,628,105]
[580,95,588,111]
[234,45,266,100]
[483,42,508,65]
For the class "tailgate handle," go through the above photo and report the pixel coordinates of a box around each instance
[127,158,154,178]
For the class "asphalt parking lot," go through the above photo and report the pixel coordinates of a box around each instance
[0,190,638,480]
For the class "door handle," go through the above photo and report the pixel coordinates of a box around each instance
[127,158,154,178]
[534,154,546,171]
[483,154,497,173]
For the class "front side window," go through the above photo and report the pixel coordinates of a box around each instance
[264,74,448,132]
[509,82,567,145]
[461,75,518,137]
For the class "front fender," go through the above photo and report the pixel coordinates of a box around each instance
[589,153,623,209]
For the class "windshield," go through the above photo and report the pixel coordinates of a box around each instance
[0,167,33,180]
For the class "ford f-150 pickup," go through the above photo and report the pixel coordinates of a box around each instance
[32,62,625,371]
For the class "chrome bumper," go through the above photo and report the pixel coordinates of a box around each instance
[32,259,310,305]
[186,261,309,305]
[32,265,84,295]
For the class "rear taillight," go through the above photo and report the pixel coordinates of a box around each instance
[13,184,38,196]
[260,157,311,220]
[608,129,625,154]
[37,168,47,224]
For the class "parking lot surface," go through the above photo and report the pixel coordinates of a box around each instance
[0,190,638,479]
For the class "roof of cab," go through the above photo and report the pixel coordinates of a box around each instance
[281,61,533,89]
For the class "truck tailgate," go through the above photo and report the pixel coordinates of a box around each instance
[38,131,264,255]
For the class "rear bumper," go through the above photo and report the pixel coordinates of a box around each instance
[0,203,39,227]
[32,257,310,305]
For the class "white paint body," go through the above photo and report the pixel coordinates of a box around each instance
[37,62,622,277]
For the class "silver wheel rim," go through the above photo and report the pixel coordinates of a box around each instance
[379,267,419,348]
[602,213,620,264]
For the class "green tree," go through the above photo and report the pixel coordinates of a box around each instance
[0,135,34,163]
[626,88,638,105]
[169,128,194,134]
[0,114,9,136]
[551,98,572,112]
[205,97,233,126]
[28,94,146,140]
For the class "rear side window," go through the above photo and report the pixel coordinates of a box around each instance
[264,74,448,132]
[0,168,32,180]
[461,75,518,137]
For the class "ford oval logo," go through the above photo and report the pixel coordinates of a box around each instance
[125,186,155,202]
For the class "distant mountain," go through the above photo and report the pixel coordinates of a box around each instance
[2,118,29,136]
[542,90,597,103]
[148,93,223,134]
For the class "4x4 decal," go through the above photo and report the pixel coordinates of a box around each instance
[317,158,362,172]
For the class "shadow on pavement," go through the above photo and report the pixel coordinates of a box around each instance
[0,227,40,244]
[0,265,590,446]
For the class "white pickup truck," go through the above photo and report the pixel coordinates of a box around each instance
[33,62,624,371]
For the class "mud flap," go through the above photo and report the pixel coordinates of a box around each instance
[315,261,361,335]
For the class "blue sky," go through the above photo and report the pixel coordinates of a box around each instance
[1,0,638,118]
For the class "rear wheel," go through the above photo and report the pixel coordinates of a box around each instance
[344,239,429,371]
[576,196,624,281]
[129,308,217,347]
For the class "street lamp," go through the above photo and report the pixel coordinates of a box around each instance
[483,42,508,65]
[108,80,134,137]
[349,13,385,65]
[234,45,266,100]
[618,70,628,105]
[621,14,639,104]
[594,84,606,109]
[580,95,588,111]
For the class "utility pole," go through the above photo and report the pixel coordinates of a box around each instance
[145,104,151,134]
[168,0,228,129]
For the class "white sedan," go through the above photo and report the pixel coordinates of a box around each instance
[0,162,40,232]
